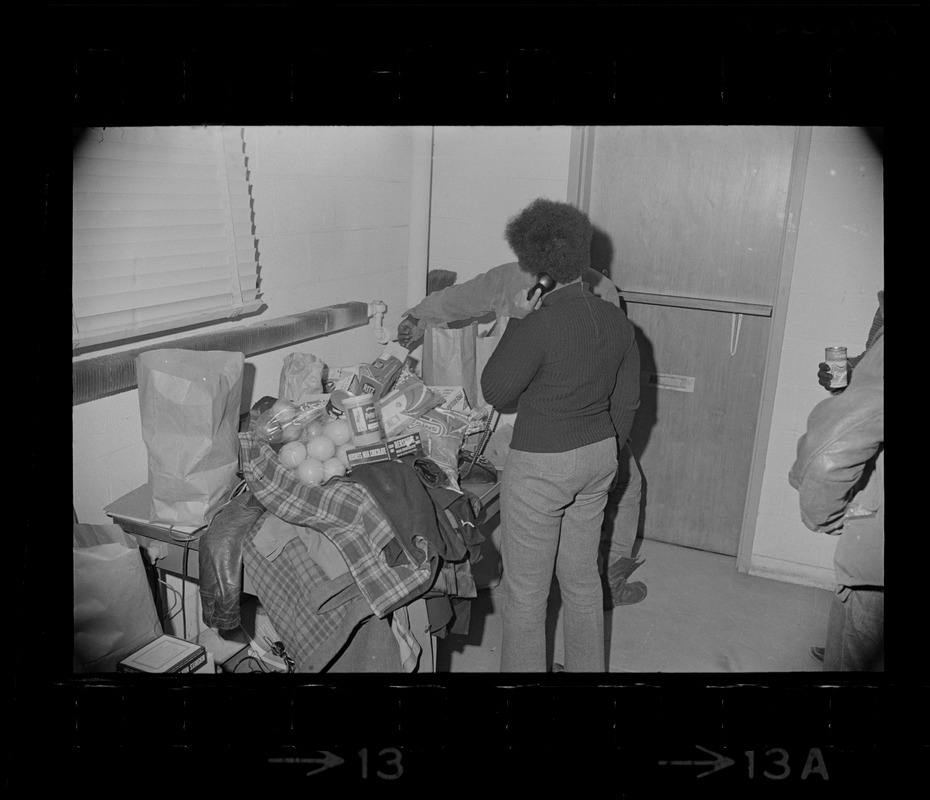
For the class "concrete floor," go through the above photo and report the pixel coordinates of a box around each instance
[436,538,834,673]
[197,538,835,673]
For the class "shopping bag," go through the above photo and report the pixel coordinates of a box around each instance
[73,523,162,673]
[422,322,500,409]
[137,349,245,527]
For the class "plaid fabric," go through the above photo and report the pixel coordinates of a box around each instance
[243,518,382,671]
[239,431,434,618]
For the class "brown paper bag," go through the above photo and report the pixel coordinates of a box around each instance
[422,324,500,409]
[73,523,162,673]
[137,349,244,527]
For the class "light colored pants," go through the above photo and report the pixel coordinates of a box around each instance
[499,438,617,672]
[551,442,642,666]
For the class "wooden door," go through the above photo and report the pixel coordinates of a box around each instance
[585,126,800,556]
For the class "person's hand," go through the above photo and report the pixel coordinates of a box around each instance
[397,315,424,349]
[817,362,846,394]
[512,287,543,318]
[817,362,832,390]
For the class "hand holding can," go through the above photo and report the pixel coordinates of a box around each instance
[824,346,848,390]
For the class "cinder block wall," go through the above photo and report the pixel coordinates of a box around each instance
[749,127,884,588]
[73,126,418,527]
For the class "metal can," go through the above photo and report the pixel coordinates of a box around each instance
[825,346,848,389]
[341,392,383,447]
[326,389,351,421]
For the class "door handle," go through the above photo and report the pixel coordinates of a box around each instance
[729,313,744,357]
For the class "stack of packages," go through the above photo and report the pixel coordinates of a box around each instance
[223,344,492,672]
[251,343,490,493]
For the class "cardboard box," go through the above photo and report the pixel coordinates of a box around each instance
[386,431,424,460]
[358,355,404,401]
[345,432,425,467]
[428,386,471,412]
[118,634,208,674]
[345,442,391,467]
[330,372,359,395]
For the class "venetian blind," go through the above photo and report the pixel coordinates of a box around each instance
[72,126,261,349]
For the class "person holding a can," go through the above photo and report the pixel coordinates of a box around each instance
[471,198,638,672]
[802,288,884,667]
[790,324,884,671]
[816,290,884,393]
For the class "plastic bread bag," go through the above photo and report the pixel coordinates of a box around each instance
[253,397,329,445]
[278,351,325,405]
[378,376,445,438]
[396,406,489,491]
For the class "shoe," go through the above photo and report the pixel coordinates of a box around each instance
[809,646,825,664]
[604,578,647,609]
[552,662,564,673]
[607,556,645,584]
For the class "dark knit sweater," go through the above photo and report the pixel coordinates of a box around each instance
[480,281,640,453]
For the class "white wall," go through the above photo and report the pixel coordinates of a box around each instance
[73,126,419,527]
[748,127,884,589]
[428,126,575,282]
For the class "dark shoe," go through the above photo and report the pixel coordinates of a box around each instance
[809,646,825,664]
[552,662,564,673]
[604,578,647,609]
[607,556,645,584]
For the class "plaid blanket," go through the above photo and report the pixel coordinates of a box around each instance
[242,520,404,672]
[239,431,434,618]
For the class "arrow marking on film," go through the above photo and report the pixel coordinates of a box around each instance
[659,745,735,778]
[268,751,345,777]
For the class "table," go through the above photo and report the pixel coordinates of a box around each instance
[105,472,501,671]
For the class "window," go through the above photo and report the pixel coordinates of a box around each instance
[72,126,261,351]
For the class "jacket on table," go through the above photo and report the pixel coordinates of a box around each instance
[242,513,406,672]
[789,331,884,596]
[347,456,484,636]
[198,489,267,630]
[239,430,435,618]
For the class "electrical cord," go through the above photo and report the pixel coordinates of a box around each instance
[162,523,206,641]
[233,654,273,674]
[157,577,183,623]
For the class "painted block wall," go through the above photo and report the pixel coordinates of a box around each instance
[73,126,418,529]
[428,126,575,283]
[748,127,884,589]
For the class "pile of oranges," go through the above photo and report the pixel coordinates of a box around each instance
[278,417,353,486]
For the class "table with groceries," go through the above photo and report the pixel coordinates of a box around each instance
[105,344,504,673]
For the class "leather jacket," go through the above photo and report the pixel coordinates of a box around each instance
[789,330,884,593]
[198,489,267,630]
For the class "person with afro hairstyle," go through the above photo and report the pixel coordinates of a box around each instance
[478,198,639,672]
[397,220,647,615]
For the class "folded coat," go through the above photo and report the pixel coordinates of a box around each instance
[239,430,435,618]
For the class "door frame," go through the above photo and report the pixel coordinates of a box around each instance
[568,125,813,572]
